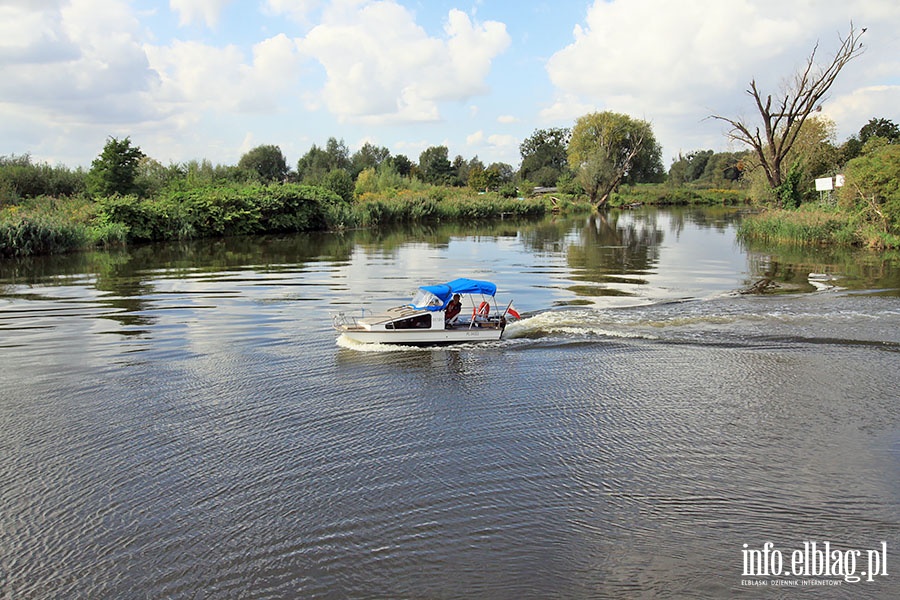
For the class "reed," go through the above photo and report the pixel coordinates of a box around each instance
[0,196,95,257]
[0,214,88,258]
[737,208,856,246]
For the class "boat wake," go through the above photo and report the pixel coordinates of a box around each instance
[504,309,659,342]
[504,291,900,351]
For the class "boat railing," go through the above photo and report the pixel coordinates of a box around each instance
[332,312,360,329]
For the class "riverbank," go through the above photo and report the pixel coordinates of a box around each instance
[5,179,896,258]
[1,184,577,258]
[736,205,900,249]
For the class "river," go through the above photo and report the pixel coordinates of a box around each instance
[1,207,898,599]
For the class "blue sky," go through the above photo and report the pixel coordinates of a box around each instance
[2,0,898,170]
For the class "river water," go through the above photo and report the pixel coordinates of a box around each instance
[1,207,898,599]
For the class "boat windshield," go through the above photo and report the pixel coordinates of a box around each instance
[409,288,445,310]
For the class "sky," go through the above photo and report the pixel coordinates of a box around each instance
[1,0,899,171]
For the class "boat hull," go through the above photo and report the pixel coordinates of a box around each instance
[337,325,503,345]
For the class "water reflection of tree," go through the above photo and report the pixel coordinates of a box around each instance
[568,212,664,281]
[350,219,532,252]
[102,233,361,329]
[0,233,362,332]
[517,218,576,255]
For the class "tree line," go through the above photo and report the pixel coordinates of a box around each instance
[1,109,670,209]
[2,110,895,215]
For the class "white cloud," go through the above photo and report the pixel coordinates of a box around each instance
[0,0,308,165]
[546,0,805,105]
[297,1,510,123]
[823,85,900,140]
[545,0,900,157]
[465,130,518,162]
[538,93,596,124]
[0,3,77,64]
[0,0,160,121]
[146,33,301,113]
[488,133,518,146]
[497,115,519,124]
[169,0,233,27]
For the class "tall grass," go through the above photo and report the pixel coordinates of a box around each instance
[352,190,548,226]
[0,196,97,258]
[737,207,857,246]
[0,215,88,258]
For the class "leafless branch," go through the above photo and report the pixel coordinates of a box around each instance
[710,23,865,193]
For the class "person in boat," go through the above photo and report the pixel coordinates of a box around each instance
[445,293,462,323]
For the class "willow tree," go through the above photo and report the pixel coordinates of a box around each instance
[711,24,865,197]
[568,111,661,207]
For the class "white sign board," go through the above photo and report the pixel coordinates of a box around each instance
[834,174,845,187]
[815,177,834,191]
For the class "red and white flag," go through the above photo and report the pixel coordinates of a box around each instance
[505,303,521,319]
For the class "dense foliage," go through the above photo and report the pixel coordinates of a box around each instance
[95,184,342,242]
[668,150,747,187]
[0,154,86,203]
[609,185,749,207]
[735,118,900,248]
[837,142,900,248]
[519,128,571,188]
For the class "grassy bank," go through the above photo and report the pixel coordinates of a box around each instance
[609,183,750,207]
[1,183,569,258]
[738,205,900,249]
[738,144,900,249]
[736,207,857,247]
[353,187,550,226]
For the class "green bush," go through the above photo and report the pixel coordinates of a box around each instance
[839,144,900,242]
[95,183,343,243]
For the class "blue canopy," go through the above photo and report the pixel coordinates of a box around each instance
[411,278,497,311]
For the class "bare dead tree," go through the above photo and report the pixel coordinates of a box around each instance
[711,24,866,191]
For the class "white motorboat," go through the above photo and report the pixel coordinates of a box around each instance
[333,278,519,345]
